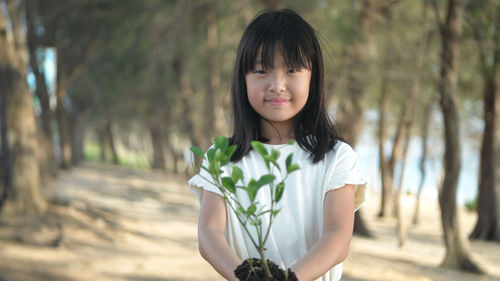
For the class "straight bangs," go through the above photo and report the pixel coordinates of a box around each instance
[239,11,315,74]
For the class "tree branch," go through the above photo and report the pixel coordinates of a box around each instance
[466,14,489,75]
[430,0,444,33]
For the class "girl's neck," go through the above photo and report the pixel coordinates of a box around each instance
[260,118,295,144]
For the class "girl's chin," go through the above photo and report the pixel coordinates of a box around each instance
[260,117,295,124]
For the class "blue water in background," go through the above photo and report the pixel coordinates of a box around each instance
[355,110,480,206]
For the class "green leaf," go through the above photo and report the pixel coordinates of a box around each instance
[190,147,204,159]
[207,148,215,162]
[251,141,268,157]
[263,158,270,170]
[287,163,300,174]
[275,182,285,202]
[247,179,259,202]
[215,136,229,151]
[236,185,247,190]
[221,177,236,194]
[247,204,256,215]
[257,174,276,187]
[214,149,225,162]
[231,166,243,183]
[237,206,247,216]
[285,153,293,169]
[272,209,281,217]
[287,140,296,145]
[264,155,280,171]
[225,144,237,158]
[270,149,280,161]
[221,145,237,166]
[208,161,217,175]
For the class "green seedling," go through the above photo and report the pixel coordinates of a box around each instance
[190,136,300,279]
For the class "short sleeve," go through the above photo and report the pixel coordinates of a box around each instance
[188,156,225,203]
[324,142,367,211]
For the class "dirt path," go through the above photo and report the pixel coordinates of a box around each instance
[0,162,498,281]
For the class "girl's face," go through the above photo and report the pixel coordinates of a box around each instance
[245,48,311,129]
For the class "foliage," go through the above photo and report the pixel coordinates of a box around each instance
[83,141,150,170]
[190,136,299,279]
[465,197,477,212]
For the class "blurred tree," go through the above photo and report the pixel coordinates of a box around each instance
[393,3,433,248]
[25,0,57,181]
[203,0,222,140]
[334,0,391,238]
[260,0,283,10]
[466,1,500,242]
[37,0,115,169]
[432,0,483,272]
[174,0,207,156]
[377,9,398,219]
[0,0,46,215]
[413,102,433,225]
[496,51,500,242]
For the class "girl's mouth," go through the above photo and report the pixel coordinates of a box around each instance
[265,97,290,106]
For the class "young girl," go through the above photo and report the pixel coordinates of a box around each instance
[189,9,366,281]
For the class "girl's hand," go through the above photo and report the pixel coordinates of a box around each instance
[233,259,298,281]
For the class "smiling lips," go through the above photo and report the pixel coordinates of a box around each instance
[265,97,290,106]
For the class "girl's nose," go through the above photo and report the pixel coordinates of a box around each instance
[269,73,286,93]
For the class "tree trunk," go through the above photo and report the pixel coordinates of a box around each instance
[394,17,430,243]
[353,210,373,238]
[173,0,205,157]
[55,63,72,169]
[149,118,166,171]
[69,105,87,166]
[388,111,406,217]
[435,0,483,273]
[105,119,118,165]
[495,57,500,241]
[469,8,499,241]
[396,116,413,248]
[413,103,432,225]
[0,7,46,215]
[377,84,392,218]
[494,8,500,242]
[25,0,57,180]
[470,78,497,240]
[336,73,366,147]
[204,1,221,141]
[0,72,11,210]
[377,47,393,218]
[165,137,179,174]
[335,0,379,237]
[96,126,106,162]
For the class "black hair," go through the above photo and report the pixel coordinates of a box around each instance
[229,9,342,163]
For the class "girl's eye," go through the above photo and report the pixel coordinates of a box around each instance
[288,68,301,74]
[254,70,266,74]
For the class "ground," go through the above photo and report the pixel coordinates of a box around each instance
[0,162,498,281]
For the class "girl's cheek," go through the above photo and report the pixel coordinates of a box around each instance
[246,80,263,98]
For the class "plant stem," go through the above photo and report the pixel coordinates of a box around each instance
[259,246,273,279]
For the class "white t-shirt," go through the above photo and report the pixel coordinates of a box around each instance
[189,141,366,281]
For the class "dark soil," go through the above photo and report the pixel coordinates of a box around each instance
[234,258,298,281]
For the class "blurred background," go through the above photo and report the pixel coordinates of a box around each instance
[0,0,499,280]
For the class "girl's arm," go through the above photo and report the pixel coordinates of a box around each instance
[291,184,355,281]
[198,190,242,281]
